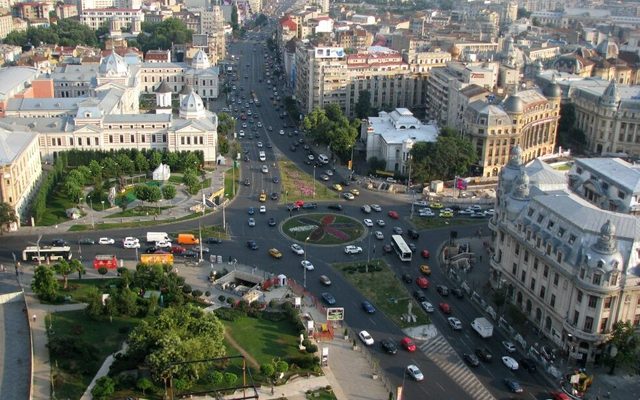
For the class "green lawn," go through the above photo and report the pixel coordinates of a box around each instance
[224,166,239,198]
[223,316,301,365]
[409,216,486,230]
[62,278,121,302]
[48,310,140,400]
[335,260,429,328]
[279,160,338,202]
[39,183,79,226]
[281,213,363,244]
[307,389,337,399]
[68,209,215,231]
[105,206,173,218]
[168,174,184,184]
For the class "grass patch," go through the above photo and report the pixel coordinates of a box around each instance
[409,216,486,230]
[222,316,302,366]
[105,205,173,218]
[39,183,78,226]
[168,174,184,184]
[62,278,121,302]
[307,389,337,399]
[48,310,140,400]
[281,213,363,244]
[224,166,240,198]
[68,209,216,231]
[279,160,338,202]
[335,260,429,328]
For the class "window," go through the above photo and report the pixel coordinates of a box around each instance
[584,316,594,333]
[610,272,619,286]
[109,135,113,143]
[543,265,549,278]
[527,208,534,217]
[547,220,555,229]
[512,263,517,275]
[600,317,608,333]
[577,290,583,303]
[533,258,539,271]
[521,270,526,283]
[546,243,552,255]
[553,273,559,286]
[573,310,579,326]
[604,297,612,309]
[130,134,134,143]
[119,135,124,143]
[540,286,546,298]
[152,135,156,143]
[524,251,529,263]
[515,243,520,255]
[530,277,535,290]
[536,237,541,248]
[593,273,602,285]
[588,296,597,308]
[557,252,563,263]
[550,294,556,308]
[569,234,576,244]
[537,214,544,223]
[558,227,565,237]
[580,268,585,279]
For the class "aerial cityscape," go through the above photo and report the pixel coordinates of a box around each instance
[0,0,638,398]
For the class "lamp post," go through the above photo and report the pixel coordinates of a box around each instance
[303,236,310,289]
[312,165,316,199]
[366,228,372,273]
[101,200,105,211]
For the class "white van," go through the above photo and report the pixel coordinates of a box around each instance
[318,154,329,164]
[259,151,266,162]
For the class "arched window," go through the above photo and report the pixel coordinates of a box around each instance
[545,316,552,331]
[526,299,532,314]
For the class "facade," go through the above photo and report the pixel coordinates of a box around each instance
[489,148,640,363]
[80,8,144,32]
[461,84,560,177]
[80,0,141,11]
[0,14,14,39]
[56,4,78,19]
[12,2,52,21]
[0,130,42,229]
[362,108,438,173]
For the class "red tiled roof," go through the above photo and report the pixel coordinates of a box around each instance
[280,17,297,31]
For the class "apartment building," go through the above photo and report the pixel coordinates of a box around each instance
[80,0,141,11]
[0,14,13,40]
[489,150,640,364]
[12,2,52,21]
[80,8,144,32]
[461,84,560,177]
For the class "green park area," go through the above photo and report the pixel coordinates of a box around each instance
[410,215,487,230]
[335,260,429,328]
[282,213,364,245]
[278,160,338,202]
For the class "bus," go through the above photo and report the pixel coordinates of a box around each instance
[93,255,118,270]
[22,246,72,262]
[140,253,174,266]
[391,235,412,262]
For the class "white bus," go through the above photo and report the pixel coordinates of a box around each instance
[391,235,412,262]
[22,246,72,262]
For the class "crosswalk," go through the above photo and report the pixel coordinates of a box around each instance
[419,335,496,400]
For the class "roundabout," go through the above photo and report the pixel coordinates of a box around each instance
[281,213,365,245]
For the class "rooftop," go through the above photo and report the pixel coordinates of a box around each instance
[0,130,38,164]
[575,158,640,193]
[368,108,438,145]
[0,67,39,100]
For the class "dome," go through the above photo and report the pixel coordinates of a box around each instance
[510,170,530,200]
[543,82,561,98]
[600,80,620,108]
[191,49,211,69]
[582,220,623,275]
[99,52,129,76]
[155,81,172,93]
[179,89,206,119]
[502,95,524,113]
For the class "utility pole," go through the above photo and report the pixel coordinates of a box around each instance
[303,236,310,288]
[198,222,204,263]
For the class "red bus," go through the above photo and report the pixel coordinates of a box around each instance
[93,255,118,269]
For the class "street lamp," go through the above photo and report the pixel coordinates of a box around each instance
[366,228,372,273]
[101,200,105,211]
[312,165,316,199]
[303,236,310,288]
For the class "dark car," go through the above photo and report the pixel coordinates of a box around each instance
[452,287,464,299]
[145,246,159,253]
[270,192,279,200]
[182,250,198,258]
[272,177,280,184]
[247,240,258,250]
[413,289,427,301]
[464,353,480,367]
[302,202,318,209]
[321,292,336,305]
[383,244,393,253]
[381,338,398,355]
[287,203,300,212]
[408,243,417,252]
[243,155,250,162]
[361,300,376,314]
[475,348,493,362]
[519,358,537,373]
[437,285,450,296]
[51,239,67,246]
[78,238,95,245]
[327,204,343,211]
[504,378,523,393]
[243,178,251,186]
[407,228,420,239]
[205,237,222,244]
[402,273,413,283]
[268,217,277,227]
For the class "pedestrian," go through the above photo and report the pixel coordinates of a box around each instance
[32,314,36,322]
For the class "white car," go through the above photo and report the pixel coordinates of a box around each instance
[358,330,374,346]
[242,123,248,128]
[261,165,269,173]
[419,210,435,217]
[248,218,256,227]
[484,208,495,216]
[448,317,463,330]
[308,154,315,161]
[363,219,373,227]
[259,205,266,213]
[123,241,140,249]
[291,243,305,255]
[371,204,382,212]
[406,364,424,381]
[257,122,263,127]
[413,200,429,207]
[421,301,434,313]
[155,240,171,248]
[344,245,363,254]
[301,260,314,270]
[98,237,115,245]
[257,141,263,148]
[502,340,517,353]
[502,356,519,371]
[343,192,355,200]
[374,231,384,240]
[124,236,139,243]
[376,219,386,227]
[279,129,285,135]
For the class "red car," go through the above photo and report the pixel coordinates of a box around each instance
[421,249,430,259]
[388,210,399,219]
[294,200,304,208]
[401,337,416,352]
[416,276,429,289]
[439,302,451,314]
[170,245,185,254]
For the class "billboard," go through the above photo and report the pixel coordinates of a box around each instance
[314,47,345,59]
[326,307,344,321]
[140,253,174,265]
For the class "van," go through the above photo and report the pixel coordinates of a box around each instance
[177,233,199,245]
[318,154,329,164]
[259,151,266,162]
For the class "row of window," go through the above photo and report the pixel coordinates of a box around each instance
[45,133,210,146]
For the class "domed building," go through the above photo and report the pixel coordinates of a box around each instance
[488,155,640,365]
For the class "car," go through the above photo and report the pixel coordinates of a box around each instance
[502,340,517,353]
[257,141,263,147]
[301,260,314,270]
[343,192,355,200]
[361,300,376,314]
[261,165,269,173]
[416,276,429,288]
[407,228,420,239]
[259,205,266,213]
[332,184,343,191]
[419,210,435,217]
[504,378,523,393]
[502,356,519,370]
[374,231,384,240]
[392,227,403,235]
[321,292,336,305]
[268,217,277,227]
[319,275,332,286]
[193,245,209,254]
[344,245,363,254]
[439,302,451,314]
[430,202,444,209]
[400,337,416,352]
[380,338,398,354]
[307,154,315,161]
[484,208,495,216]
[408,243,417,252]
[324,169,333,176]
[406,364,424,381]
[247,240,258,250]
[371,204,382,212]
[413,290,427,301]
[437,285,449,296]
[419,264,432,275]
[388,210,399,219]
[350,188,360,196]
[448,317,463,330]
[421,249,430,259]
[420,301,434,313]
[182,250,198,258]
[248,218,256,226]
[320,174,330,181]
[358,330,374,346]
[439,210,454,218]
[291,243,305,255]
[270,192,279,201]
[205,237,222,244]
[123,241,141,249]
[289,144,297,152]
[464,353,480,367]
[267,126,273,131]
[519,358,537,373]
[272,176,280,184]
[243,178,251,186]
[470,212,486,218]
[248,207,255,215]
[98,237,115,245]
[413,200,429,207]
[268,248,283,259]
[402,273,413,283]
[328,204,343,211]
[451,287,464,299]
[302,202,318,209]
[363,219,373,227]
[259,192,267,202]
[383,244,393,253]
[145,246,160,253]
[78,238,95,245]
[475,348,493,362]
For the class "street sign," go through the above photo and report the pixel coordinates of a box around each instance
[326,307,344,321]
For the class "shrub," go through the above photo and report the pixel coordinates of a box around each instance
[214,308,242,322]
[182,284,192,294]
[98,266,108,275]
[286,355,319,370]
[306,343,318,353]
[205,291,211,297]
[218,295,226,302]
[192,289,203,297]
[226,297,235,305]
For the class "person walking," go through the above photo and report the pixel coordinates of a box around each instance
[32,314,37,323]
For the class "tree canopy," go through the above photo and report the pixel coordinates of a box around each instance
[4,19,100,48]
[355,90,372,119]
[0,202,17,232]
[605,321,640,374]
[302,104,360,160]
[137,19,193,53]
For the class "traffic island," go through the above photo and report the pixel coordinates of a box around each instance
[281,213,364,245]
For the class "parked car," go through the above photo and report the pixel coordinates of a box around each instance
[246,240,258,250]
[402,273,413,283]
[437,285,450,296]
[451,287,464,299]
[416,276,429,289]
[413,290,427,301]
[419,264,432,275]
[448,317,463,330]
[519,358,537,373]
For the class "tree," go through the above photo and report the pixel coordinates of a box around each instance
[31,265,59,302]
[182,169,200,194]
[134,152,150,173]
[355,90,372,119]
[218,135,230,155]
[231,5,239,31]
[136,18,193,53]
[0,202,17,232]
[53,260,73,290]
[261,363,275,378]
[162,185,177,200]
[149,150,163,169]
[91,376,115,400]
[85,287,104,320]
[137,377,153,395]
[72,259,85,280]
[147,185,162,204]
[116,287,138,316]
[605,321,640,375]
[303,104,360,160]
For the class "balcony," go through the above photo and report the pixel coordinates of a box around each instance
[562,319,603,343]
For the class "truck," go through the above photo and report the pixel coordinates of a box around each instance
[93,255,118,270]
[177,233,199,245]
[146,232,170,243]
[140,253,174,266]
[471,317,494,338]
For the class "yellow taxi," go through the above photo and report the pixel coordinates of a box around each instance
[268,248,283,259]
[419,264,432,275]
[350,188,360,196]
[430,202,444,209]
[259,191,267,202]
[439,210,453,218]
[332,183,343,191]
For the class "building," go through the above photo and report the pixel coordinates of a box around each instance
[0,67,41,117]
[0,14,14,39]
[0,130,42,230]
[80,0,141,11]
[362,108,438,174]
[489,149,640,364]
[461,84,560,177]
[12,2,52,21]
[80,8,144,32]
[56,4,78,19]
